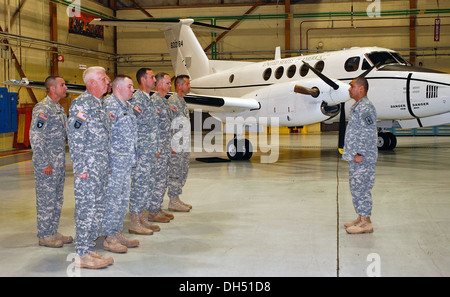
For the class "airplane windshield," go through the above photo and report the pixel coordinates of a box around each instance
[366,51,410,67]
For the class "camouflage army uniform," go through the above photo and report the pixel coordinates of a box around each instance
[149,91,172,213]
[29,96,68,239]
[167,93,191,199]
[102,94,138,236]
[342,96,378,217]
[68,91,110,257]
[129,89,160,215]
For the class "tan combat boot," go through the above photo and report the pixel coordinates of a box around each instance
[344,215,361,228]
[75,252,111,269]
[346,216,374,234]
[39,235,63,248]
[168,197,191,212]
[116,233,139,248]
[139,212,160,232]
[129,214,153,235]
[148,210,171,223]
[91,252,114,265]
[103,235,128,253]
[55,232,73,244]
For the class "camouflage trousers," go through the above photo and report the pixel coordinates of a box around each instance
[129,150,157,215]
[168,152,190,198]
[348,161,376,217]
[102,158,133,236]
[148,149,170,213]
[74,169,108,257]
[34,166,65,238]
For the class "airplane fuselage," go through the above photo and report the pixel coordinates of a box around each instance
[189,47,450,128]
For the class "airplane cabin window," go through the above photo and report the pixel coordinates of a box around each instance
[263,68,272,81]
[300,64,309,77]
[229,74,234,83]
[275,66,284,79]
[345,57,360,72]
[314,61,325,72]
[287,65,296,78]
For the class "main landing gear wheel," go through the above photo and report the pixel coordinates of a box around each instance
[226,138,253,161]
[377,132,397,150]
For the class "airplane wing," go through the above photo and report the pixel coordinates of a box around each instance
[154,91,261,113]
[1,79,86,94]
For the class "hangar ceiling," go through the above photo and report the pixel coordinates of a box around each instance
[94,0,366,10]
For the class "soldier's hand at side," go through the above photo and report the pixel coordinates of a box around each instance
[43,165,53,175]
[354,154,364,163]
[76,173,90,179]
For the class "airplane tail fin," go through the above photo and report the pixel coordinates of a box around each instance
[162,19,211,80]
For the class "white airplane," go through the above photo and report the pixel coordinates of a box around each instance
[4,18,450,161]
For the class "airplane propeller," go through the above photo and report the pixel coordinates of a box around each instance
[293,61,378,154]
[293,85,319,97]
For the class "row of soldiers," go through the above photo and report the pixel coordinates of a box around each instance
[29,66,192,269]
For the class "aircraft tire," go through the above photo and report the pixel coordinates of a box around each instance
[227,139,243,160]
[377,132,396,151]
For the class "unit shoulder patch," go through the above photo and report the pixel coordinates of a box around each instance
[362,112,375,126]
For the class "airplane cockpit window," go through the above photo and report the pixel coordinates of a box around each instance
[344,57,360,72]
[314,61,325,72]
[366,51,410,67]
[361,59,371,70]
[300,64,309,77]
[275,66,284,79]
[287,65,296,78]
[263,68,272,81]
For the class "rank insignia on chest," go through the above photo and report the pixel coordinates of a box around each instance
[76,111,88,121]
[170,105,177,112]
[38,113,48,121]
[109,112,116,121]
[156,107,161,114]
[133,105,142,114]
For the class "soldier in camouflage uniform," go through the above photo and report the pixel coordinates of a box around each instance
[147,73,174,223]
[30,75,73,248]
[102,75,140,253]
[68,66,113,269]
[342,77,378,234]
[129,68,161,233]
[168,75,192,212]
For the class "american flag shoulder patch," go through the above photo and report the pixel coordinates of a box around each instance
[133,105,142,114]
[76,111,88,121]
[38,113,48,120]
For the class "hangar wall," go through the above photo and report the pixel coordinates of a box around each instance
[0,0,449,150]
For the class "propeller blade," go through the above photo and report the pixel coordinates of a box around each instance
[358,62,382,78]
[294,85,320,97]
[302,61,339,90]
[338,102,346,154]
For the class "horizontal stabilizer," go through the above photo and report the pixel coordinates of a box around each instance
[91,18,230,32]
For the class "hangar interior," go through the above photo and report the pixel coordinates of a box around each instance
[0,0,449,277]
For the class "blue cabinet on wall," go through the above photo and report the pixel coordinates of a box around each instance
[0,87,18,133]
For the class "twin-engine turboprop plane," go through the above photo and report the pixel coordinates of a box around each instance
[3,18,450,161]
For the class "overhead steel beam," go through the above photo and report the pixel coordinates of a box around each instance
[204,0,264,53]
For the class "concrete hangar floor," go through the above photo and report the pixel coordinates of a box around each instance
[0,133,449,277]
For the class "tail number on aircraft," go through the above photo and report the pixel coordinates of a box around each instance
[171,40,184,49]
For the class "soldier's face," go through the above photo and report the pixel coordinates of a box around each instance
[349,79,363,101]
[94,70,109,95]
[54,77,68,100]
[179,78,191,95]
[122,78,134,101]
[143,70,156,90]
[160,75,172,93]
